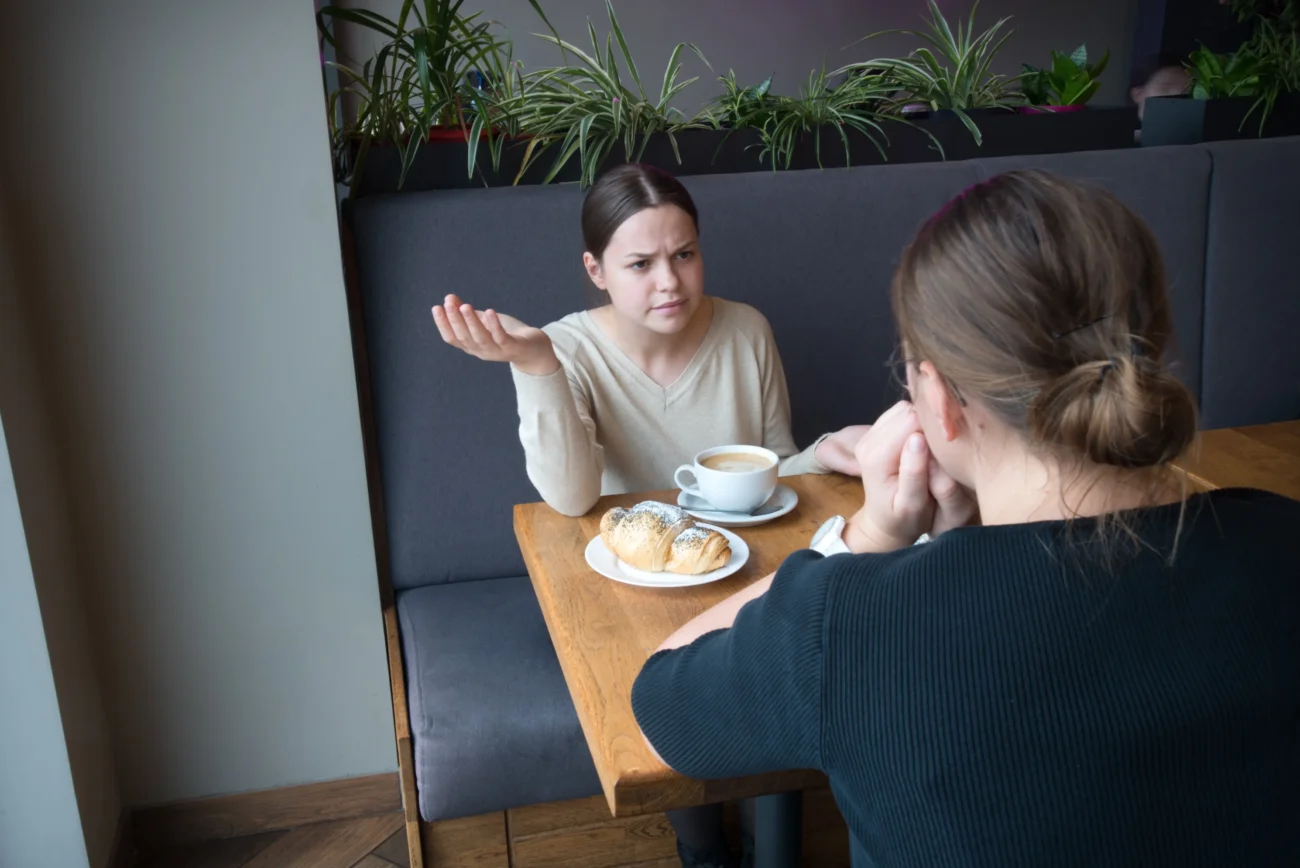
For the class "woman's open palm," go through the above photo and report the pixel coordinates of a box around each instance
[432,294,558,375]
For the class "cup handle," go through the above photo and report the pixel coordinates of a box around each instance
[675,465,703,497]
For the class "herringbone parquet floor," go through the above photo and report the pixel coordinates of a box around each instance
[133,812,409,868]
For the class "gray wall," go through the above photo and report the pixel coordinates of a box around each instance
[0,421,91,867]
[335,0,1138,113]
[0,191,120,867]
[0,0,396,807]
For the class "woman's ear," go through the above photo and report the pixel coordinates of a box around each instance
[583,252,607,291]
[918,360,966,442]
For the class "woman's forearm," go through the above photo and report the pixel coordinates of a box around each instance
[656,573,775,652]
[512,364,604,516]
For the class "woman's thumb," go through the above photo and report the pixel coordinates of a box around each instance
[895,433,930,512]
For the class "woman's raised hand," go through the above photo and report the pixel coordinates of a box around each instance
[814,425,873,476]
[844,401,937,553]
[843,401,980,553]
[432,294,559,377]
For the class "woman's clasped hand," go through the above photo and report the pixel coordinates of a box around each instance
[844,401,979,554]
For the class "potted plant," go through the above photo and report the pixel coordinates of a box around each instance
[834,0,1023,148]
[747,67,930,171]
[832,2,1135,160]
[1142,33,1300,145]
[1226,0,1299,31]
[695,71,774,172]
[1244,18,1300,132]
[1020,45,1110,111]
[508,0,715,187]
[318,0,555,196]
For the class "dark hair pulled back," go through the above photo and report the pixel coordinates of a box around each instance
[581,164,699,260]
[892,169,1198,471]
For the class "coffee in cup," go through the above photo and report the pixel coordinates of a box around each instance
[699,452,775,473]
[675,445,779,513]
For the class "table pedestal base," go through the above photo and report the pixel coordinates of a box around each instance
[753,791,803,868]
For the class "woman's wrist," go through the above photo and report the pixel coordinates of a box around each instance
[510,342,560,377]
[810,434,829,463]
[844,508,913,554]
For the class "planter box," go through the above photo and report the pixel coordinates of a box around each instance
[347,105,1137,197]
[1141,94,1300,147]
[776,105,1136,169]
[351,128,765,197]
[903,104,1137,161]
[349,134,558,198]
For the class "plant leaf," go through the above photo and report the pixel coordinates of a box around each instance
[1089,48,1110,80]
[1051,50,1077,80]
[952,107,983,145]
[607,0,646,100]
[318,6,401,41]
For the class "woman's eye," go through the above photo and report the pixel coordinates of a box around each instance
[629,260,649,270]
[675,250,694,260]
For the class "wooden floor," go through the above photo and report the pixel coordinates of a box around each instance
[131,790,850,868]
[133,811,409,868]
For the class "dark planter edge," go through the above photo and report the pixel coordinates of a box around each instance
[348,105,1140,198]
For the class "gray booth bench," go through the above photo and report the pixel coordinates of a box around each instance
[344,137,1300,826]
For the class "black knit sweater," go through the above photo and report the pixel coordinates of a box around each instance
[632,489,1300,867]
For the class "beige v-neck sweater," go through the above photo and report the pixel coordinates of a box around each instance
[511,298,827,516]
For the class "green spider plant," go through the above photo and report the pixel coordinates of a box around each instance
[834,0,1022,145]
[509,0,711,187]
[1227,0,1299,30]
[1243,18,1300,132]
[703,70,777,130]
[756,68,934,170]
[318,0,554,195]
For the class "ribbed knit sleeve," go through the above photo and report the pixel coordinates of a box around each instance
[631,550,838,779]
[510,361,603,517]
[638,491,1300,866]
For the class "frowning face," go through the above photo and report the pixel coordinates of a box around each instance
[583,204,705,336]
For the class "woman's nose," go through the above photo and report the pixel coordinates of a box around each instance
[655,261,679,292]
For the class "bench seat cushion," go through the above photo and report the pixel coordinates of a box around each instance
[397,576,601,821]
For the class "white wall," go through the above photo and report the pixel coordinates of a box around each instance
[0,414,91,868]
[0,191,122,867]
[0,0,396,806]
[335,0,1138,112]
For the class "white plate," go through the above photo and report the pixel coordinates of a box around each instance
[676,484,799,528]
[584,524,750,588]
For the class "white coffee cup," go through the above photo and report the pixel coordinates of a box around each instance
[674,445,779,514]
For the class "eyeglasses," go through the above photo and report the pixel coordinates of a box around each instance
[883,346,914,399]
[883,346,967,407]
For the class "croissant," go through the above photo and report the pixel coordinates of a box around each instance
[600,502,731,575]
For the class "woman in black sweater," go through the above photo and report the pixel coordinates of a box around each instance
[632,169,1300,867]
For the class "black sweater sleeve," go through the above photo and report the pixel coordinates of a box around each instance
[630,550,840,780]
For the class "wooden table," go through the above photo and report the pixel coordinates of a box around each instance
[1174,421,1300,500]
[515,473,863,820]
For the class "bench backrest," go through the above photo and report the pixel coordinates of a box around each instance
[348,139,1296,591]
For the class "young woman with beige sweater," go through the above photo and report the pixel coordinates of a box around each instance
[433,163,871,519]
[432,163,872,867]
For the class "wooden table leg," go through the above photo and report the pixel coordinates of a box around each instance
[753,791,803,868]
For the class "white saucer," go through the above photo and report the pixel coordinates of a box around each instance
[676,484,799,528]
[584,524,749,588]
